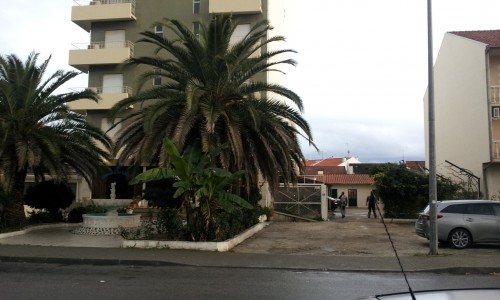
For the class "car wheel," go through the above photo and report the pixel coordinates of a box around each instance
[448,228,472,249]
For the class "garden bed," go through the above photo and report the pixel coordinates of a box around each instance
[122,221,269,251]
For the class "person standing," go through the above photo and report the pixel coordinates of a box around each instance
[366,190,377,218]
[339,192,347,218]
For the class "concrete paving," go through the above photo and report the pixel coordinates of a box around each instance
[0,208,499,274]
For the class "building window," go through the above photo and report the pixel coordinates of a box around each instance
[154,25,163,37]
[230,24,251,43]
[493,106,500,119]
[193,22,200,36]
[193,0,200,14]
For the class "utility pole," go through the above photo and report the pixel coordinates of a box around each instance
[427,0,438,255]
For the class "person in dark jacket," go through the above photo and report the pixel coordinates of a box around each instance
[366,190,377,218]
[339,192,347,218]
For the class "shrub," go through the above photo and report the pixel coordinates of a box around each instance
[64,202,108,223]
[67,207,85,223]
[156,207,185,240]
[0,188,9,228]
[28,210,55,224]
[24,181,74,220]
[143,179,181,209]
[185,206,259,242]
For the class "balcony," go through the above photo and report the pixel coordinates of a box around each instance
[69,41,134,73]
[67,86,132,110]
[209,0,262,14]
[490,86,500,104]
[71,0,136,32]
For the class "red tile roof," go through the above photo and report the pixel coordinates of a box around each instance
[405,161,425,173]
[305,158,344,167]
[450,30,500,46]
[305,174,374,185]
[303,166,346,175]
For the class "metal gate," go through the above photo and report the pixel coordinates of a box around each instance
[273,183,328,220]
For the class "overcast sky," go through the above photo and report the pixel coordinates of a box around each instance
[2,1,500,163]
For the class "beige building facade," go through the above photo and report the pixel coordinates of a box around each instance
[68,0,285,201]
[424,30,500,199]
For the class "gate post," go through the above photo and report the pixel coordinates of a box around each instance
[321,184,328,220]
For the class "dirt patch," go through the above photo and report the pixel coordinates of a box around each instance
[232,209,500,256]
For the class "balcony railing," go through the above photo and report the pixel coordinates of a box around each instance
[72,0,136,32]
[490,86,500,103]
[90,86,133,95]
[73,41,134,56]
[209,0,262,14]
[67,86,133,110]
[69,41,134,72]
[73,0,136,11]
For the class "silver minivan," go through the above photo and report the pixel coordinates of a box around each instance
[415,200,500,249]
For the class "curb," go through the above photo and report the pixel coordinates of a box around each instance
[0,223,80,239]
[122,222,269,251]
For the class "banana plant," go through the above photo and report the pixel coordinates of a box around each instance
[130,138,251,225]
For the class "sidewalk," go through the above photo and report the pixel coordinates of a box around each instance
[0,208,499,274]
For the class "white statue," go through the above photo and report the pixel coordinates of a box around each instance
[110,182,116,200]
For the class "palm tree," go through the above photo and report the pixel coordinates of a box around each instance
[0,53,112,227]
[109,14,316,195]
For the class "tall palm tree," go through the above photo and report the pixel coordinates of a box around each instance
[0,53,112,227]
[109,14,316,195]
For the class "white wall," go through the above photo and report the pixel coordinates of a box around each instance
[424,33,491,197]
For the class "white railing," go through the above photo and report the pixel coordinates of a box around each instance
[71,86,133,94]
[92,86,133,94]
[73,0,136,16]
[71,41,134,56]
[490,86,500,103]
[73,0,134,6]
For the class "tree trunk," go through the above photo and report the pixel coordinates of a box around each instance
[4,200,26,228]
[4,170,28,228]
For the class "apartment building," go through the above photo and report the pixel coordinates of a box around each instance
[423,30,500,199]
[68,0,285,201]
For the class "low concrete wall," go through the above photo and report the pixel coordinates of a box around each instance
[90,199,132,207]
[122,222,270,252]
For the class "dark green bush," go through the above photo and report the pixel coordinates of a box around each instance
[28,210,55,224]
[143,179,181,208]
[156,207,185,240]
[0,188,8,228]
[371,163,465,218]
[65,204,107,223]
[24,181,74,220]
[186,206,259,242]
[66,206,87,223]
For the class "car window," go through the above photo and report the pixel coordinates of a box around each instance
[440,204,465,214]
[464,203,494,215]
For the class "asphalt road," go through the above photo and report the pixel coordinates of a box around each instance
[1,262,500,300]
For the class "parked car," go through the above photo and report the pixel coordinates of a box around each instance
[328,196,339,212]
[415,200,500,249]
[359,288,500,299]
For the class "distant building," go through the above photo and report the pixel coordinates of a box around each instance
[302,157,426,206]
[423,30,500,198]
[302,157,373,207]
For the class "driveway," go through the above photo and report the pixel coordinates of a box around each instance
[232,208,500,256]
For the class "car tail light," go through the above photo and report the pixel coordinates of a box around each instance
[420,214,430,220]
[420,214,443,220]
